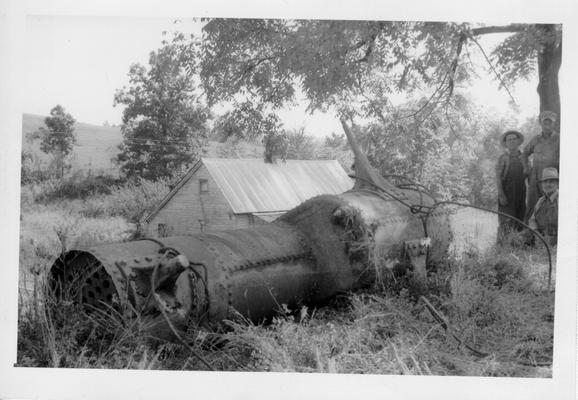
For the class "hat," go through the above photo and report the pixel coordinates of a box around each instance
[539,167,559,182]
[501,130,524,145]
[539,110,557,123]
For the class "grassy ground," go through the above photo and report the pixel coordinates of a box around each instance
[16,178,554,375]
[16,193,555,376]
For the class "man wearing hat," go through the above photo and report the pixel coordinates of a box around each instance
[522,110,560,222]
[528,167,559,246]
[495,130,526,236]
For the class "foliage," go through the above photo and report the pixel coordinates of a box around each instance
[35,105,76,178]
[283,127,317,160]
[114,32,211,181]
[350,95,473,201]
[212,100,283,140]
[197,19,561,159]
[200,19,470,117]
[19,204,135,282]
[26,172,123,202]
[20,150,51,184]
[212,136,264,159]
[18,282,179,369]
[199,20,561,115]
[80,178,172,224]
[38,105,77,156]
[282,127,350,165]
[324,132,347,149]
[491,24,561,86]
[21,174,172,225]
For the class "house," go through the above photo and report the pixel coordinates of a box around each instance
[143,158,354,237]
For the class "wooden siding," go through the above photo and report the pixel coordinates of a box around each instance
[145,165,265,236]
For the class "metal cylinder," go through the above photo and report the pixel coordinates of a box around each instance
[48,188,453,338]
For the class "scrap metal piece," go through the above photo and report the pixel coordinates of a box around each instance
[48,188,451,340]
[404,238,431,280]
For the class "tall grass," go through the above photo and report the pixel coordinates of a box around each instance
[80,178,171,223]
[21,174,171,224]
[16,239,554,376]
[222,251,552,376]
[18,175,169,317]
[16,175,554,376]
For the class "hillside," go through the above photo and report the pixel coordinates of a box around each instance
[22,113,265,175]
[22,113,123,173]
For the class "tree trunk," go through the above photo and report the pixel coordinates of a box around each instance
[536,24,562,131]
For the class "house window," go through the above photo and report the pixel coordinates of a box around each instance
[157,223,167,237]
[199,179,209,193]
[248,214,255,225]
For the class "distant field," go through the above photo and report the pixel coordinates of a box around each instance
[22,113,123,173]
[22,113,264,175]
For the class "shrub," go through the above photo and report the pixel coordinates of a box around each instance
[19,205,136,279]
[22,172,124,203]
[45,172,123,201]
[81,178,171,223]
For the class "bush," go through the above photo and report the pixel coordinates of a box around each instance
[22,172,124,203]
[46,173,123,201]
[21,173,172,225]
[81,178,171,223]
[19,205,136,279]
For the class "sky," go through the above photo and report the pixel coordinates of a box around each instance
[23,15,541,138]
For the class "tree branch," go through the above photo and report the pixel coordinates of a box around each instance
[447,33,467,98]
[470,24,527,36]
[351,22,386,63]
[468,35,517,105]
[234,54,278,89]
[399,69,451,120]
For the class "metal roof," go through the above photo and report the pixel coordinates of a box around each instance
[203,158,353,213]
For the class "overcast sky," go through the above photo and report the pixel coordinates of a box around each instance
[24,15,540,137]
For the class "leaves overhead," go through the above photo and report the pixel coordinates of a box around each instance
[211,101,283,140]
[198,19,561,132]
[490,24,561,86]
[200,19,472,117]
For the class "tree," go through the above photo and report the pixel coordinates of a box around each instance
[324,132,347,149]
[487,24,561,124]
[198,19,561,128]
[114,33,211,181]
[284,127,319,160]
[37,105,76,178]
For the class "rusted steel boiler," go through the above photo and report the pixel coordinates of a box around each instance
[48,120,454,339]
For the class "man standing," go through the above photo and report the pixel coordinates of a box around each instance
[528,168,559,246]
[496,130,526,236]
[522,110,560,222]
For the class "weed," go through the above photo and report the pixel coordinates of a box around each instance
[17,186,554,375]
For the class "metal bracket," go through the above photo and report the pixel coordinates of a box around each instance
[404,237,431,280]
